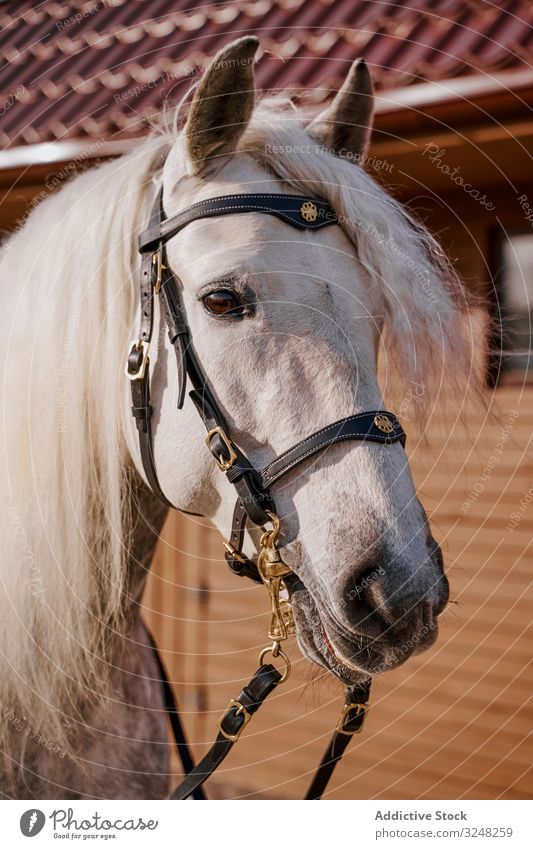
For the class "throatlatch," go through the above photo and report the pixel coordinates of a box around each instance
[127,185,406,799]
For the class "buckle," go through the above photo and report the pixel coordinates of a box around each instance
[205,427,238,471]
[152,248,166,294]
[223,540,247,564]
[125,339,150,381]
[217,699,252,742]
[336,702,369,736]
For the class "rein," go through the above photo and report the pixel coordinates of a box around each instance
[127,186,406,799]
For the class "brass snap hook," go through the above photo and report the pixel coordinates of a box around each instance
[260,510,282,549]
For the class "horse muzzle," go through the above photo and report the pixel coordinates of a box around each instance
[287,542,449,681]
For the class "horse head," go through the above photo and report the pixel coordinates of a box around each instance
[123,37,464,686]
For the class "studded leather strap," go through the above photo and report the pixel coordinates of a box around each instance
[260,412,406,489]
[139,193,338,253]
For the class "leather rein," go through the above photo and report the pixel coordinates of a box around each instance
[126,186,406,800]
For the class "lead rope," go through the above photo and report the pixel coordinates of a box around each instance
[166,513,371,800]
[144,627,207,801]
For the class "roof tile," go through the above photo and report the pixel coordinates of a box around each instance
[0,0,531,148]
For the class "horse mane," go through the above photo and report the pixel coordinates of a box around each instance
[0,136,167,783]
[237,99,487,436]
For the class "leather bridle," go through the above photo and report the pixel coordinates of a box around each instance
[126,186,406,800]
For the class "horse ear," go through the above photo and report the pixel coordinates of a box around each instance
[308,59,374,161]
[184,36,259,176]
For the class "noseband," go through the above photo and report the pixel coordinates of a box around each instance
[126,186,406,800]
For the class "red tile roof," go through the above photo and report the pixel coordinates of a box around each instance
[1,0,532,148]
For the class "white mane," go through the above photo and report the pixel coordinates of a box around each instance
[0,97,483,782]
[0,136,167,778]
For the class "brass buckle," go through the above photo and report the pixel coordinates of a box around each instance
[217,699,252,742]
[336,702,369,736]
[223,540,247,564]
[152,248,166,294]
[125,339,150,381]
[205,427,238,471]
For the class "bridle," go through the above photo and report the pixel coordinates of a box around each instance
[126,184,406,800]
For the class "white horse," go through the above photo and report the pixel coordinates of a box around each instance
[0,37,484,799]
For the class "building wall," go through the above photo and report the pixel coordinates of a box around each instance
[143,188,533,799]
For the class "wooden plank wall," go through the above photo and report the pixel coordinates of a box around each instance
[143,384,532,799]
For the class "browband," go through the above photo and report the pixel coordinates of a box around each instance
[138,192,338,252]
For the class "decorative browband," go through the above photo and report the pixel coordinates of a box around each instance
[139,193,339,253]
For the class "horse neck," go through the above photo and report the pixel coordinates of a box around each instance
[126,471,169,605]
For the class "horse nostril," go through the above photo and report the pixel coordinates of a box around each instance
[351,565,384,602]
[347,572,448,628]
[344,565,393,627]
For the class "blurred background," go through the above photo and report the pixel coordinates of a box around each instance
[1,0,532,799]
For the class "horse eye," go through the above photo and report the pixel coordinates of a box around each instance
[203,290,243,317]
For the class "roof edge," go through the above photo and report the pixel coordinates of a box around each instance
[2,68,532,173]
[374,68,533,114]
[0,137,139,173]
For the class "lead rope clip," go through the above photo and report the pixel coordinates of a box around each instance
[257,511,296,683]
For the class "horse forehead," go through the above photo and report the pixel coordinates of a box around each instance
[162,155,364,297]
[164,153,285,208]
[169,212,323,280]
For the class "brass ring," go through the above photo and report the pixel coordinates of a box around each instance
[258,643,291,683]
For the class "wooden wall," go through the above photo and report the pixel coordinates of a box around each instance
[143,382,532,800]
